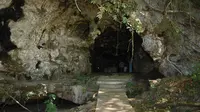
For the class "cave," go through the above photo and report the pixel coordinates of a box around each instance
[90,25,132,73]
[90,24,164,79]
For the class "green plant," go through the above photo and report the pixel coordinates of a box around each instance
[89,0,136,25]
[44,93,57,112]
[191,63,200,81]
[126,81,144,98]
[75,74,90,84]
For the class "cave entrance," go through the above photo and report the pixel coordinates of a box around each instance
[90,25,134,73]
[90,24,164,79]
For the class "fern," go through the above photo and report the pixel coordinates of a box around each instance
[97,6,105,19]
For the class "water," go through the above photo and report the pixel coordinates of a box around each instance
[0,98,79,112]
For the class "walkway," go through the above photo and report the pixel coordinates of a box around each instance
[96,74,134,112]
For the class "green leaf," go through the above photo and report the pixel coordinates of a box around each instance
[122,16,127,24]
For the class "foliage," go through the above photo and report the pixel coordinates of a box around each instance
[127,17,144,33]
[126,81,144,98]
[75,74,91,85]
[89,0,136,25]
[74,74,98,88]
[191,63,200,81]
[87,0,137,45]
[44,93,57,112]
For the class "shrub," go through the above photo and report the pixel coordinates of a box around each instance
[126,81,144,98]
[191,63,200,81]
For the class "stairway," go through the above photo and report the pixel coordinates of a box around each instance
[96,74,134,112]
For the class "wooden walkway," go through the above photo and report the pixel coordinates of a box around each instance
[96,74,134,112]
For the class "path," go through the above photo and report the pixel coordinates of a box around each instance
[96,74,134,112]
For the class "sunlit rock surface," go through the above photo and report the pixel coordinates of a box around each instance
[142,34,165,61]
[8,0,91,80]
[0,0,11,9]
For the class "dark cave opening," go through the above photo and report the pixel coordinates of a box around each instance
[0,0,24,58]
[90,25,132,73]
[90,25,164,79]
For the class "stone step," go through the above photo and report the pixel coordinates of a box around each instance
[98,88,126,93]
[98,76,132,81]
[99,84,126,89]
[98,77,130,80]
[97,80,127,85]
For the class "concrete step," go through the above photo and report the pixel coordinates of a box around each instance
[98,75,132,81]
[99,88,126,92]
[97,80,127,85]
[99,84,126,89]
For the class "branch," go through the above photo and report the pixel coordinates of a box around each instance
[3,90,32,112]
[166,54,183,75]
[166,10,190,15]
[74,0,82,12]
[127,39,132,53]
[142,0,192,16]
[163,0,171,15]
[131,31,134,62]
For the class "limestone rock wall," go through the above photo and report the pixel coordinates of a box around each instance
[8,0,92,80]
[1,0,199,79]
[0,0,12,9]
[130,0,200,76]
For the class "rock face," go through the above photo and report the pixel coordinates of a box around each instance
[7,0,92,80]
[0,0,12,9]
[0,0,98,105]
[130,0,200,76]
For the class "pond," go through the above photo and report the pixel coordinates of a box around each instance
[0,98,79,112]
